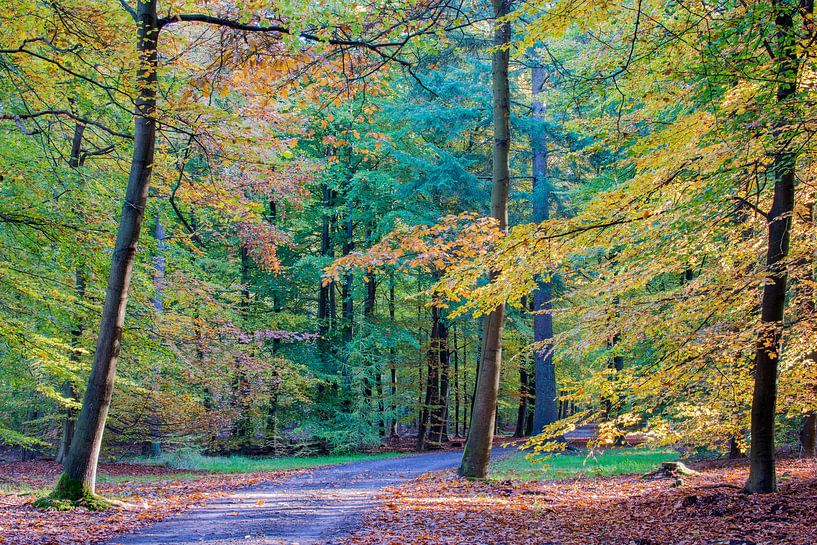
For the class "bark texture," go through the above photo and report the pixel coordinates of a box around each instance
[746,0,798,494]
[529,62,558,435]
[142,217,165,458]
[801,413,817,457]
[56,123,87,465]
[57,0,159,499]
[418,305,450,450]
[459,0,510,478]
[318,184,333,336]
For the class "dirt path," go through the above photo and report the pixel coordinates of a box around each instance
[107,450,485,545]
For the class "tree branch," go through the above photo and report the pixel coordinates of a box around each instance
[118,0,136,20]
[731,195,769,220]
[0,110,132,139]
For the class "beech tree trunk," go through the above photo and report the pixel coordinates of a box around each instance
[318,183,333,337]
[529,62,558,435]
[56,377,79,465]
[233,246,254,449]
[142,217,165,458]
[453,326,461,437]
[462,346,469,438]
[429,307,450,446]
[341,212,354,387]
[728,437,744,459]
[56,0,159,499]
[362,252,381,430]
[459,0,510,478]
[388,274,399,438]
[418,305,449,449]
[514,364,530,438]
[342,214,354,342]
[746,0,799,494]
[417,356,434,450]
[802,413,817,457]
[56,123,87,465]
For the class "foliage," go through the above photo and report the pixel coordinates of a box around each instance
[0,0,815,510]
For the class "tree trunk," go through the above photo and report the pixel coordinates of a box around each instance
[417,323,437,450]
[266,381,280,455]
[266,199,283,454]
[388,273,399,438]
[463,345,469,439]
[342,215,354,343]
[728,437,744,459]
[375,371,385,437]
[57,123,87,465]
[459,0,510,478]
[746,0,798,494]
[529,61,558,436]
[514,365,529,438]
[68,121,86,170]
[318,183,332,336]
[142,217,165,458]
[233,246,253,448]
[341,212,354,387]
[801,413,817,457]
[55,0,159,499]
[429,306,450,446]
[453,325,460,437]
[56,380,79,465]
[362,250,380,429]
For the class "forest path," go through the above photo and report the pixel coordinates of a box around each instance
[107,449,495,545]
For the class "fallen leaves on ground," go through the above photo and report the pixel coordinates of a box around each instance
[343,456,817,545]
[0,460,294,545]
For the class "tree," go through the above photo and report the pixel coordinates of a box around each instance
[459,0,511,479]
[56,0,161,501]
[745,0,808,494]
[529,58,558,435]
[46,0,457,500]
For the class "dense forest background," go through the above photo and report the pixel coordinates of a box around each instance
[1,0,815,497]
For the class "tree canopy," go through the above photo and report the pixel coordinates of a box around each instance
[0,0,815,504]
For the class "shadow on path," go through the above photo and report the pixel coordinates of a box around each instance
[107,449,501,545]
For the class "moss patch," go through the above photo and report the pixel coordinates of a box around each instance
[34,473,113,511]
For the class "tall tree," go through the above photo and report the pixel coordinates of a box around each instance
[459,0,511,478]
[318,183,334,337]
[529,59,558,434]
[745,0,802,494]
[56,121,89,465]
[142,216,165,458]
[55,0,160,500]
[43,0,450,498]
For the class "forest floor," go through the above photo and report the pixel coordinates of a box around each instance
[0,450,475,545]
[1,450,815,545]
[0,459,297,545]
[342,452,817,545]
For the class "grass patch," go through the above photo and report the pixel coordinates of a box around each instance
[0,482,50,497]
[491,448,679,481]
[129,450,402,474]
[97,472,202,484]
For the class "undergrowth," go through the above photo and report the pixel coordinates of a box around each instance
[129,450,401,473]
[490,448,680,481]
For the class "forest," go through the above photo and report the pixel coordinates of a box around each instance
[0,0,816,544]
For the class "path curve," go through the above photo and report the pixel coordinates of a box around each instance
[107,450,491,545]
